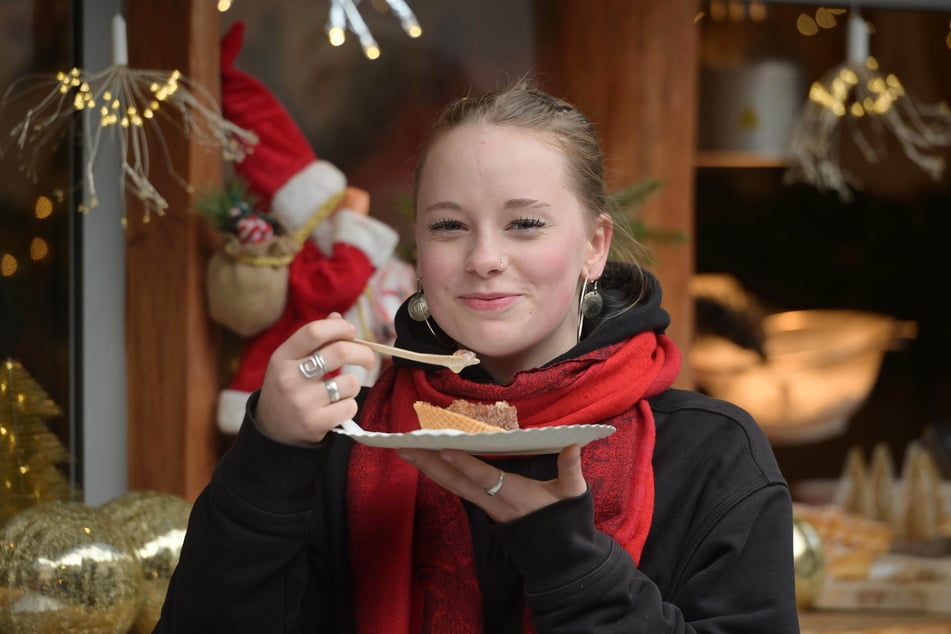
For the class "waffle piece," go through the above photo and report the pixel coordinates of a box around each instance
[446,400,519,431]
[413,401,517,434]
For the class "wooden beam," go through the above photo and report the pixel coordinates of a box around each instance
[124,0,222,500]
[534,0,701,386]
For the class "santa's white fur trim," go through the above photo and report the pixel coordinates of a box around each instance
[218,388,252,435]
[312,210,398,267]
[271,160,346,232]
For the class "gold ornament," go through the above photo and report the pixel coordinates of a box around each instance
[792,516,826,609]
[99,490,192,634]
[0,501,142,633]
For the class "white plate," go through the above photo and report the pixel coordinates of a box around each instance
[332,419,616,455]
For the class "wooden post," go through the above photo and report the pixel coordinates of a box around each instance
[534,0,700,386]
[124,0,222,500]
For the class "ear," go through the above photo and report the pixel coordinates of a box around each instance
[582,213,613,279]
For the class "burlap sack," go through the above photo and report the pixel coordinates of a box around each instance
[206,234,300,337]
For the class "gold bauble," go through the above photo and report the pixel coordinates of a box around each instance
[100,490,192,634]
[0,501,142,633]
[792,516,826,609]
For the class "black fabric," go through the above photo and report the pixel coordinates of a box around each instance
[464,454,559,634]
[156,266,799,633]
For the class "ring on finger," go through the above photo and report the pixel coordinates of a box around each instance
[299,351,327,379]
[324,378,341,404]
[485,469,505,496]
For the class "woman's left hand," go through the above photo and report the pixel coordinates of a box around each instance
[397,444,587,523]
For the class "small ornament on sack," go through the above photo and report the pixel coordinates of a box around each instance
[196,181,299,337]
[233,208,274,245]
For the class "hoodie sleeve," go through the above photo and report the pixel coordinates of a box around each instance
[494,483,799,633]
[154,392,329,633]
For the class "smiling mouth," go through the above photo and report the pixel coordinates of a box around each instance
[459,294,518,311]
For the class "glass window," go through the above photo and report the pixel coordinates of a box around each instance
[0,0,78,488]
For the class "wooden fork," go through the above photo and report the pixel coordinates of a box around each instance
[352,338,479,374]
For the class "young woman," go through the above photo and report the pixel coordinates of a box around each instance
[157,81,799,633]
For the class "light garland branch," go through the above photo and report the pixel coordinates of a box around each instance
[0,15,258,223]
[784,12,951,201]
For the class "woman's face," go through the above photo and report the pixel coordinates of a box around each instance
[415,123,611,381]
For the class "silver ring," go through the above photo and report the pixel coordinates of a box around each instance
[485,470,505,496]
[324,378,341,403]
[298,351,327,379]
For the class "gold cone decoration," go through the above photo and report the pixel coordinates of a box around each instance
[835,445,871,517]
[0,358,78,526]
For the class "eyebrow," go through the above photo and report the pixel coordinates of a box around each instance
[421,198,551,214]
[504,198,550,210]
[421,201,461,213]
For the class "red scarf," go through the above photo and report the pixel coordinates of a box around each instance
[347,332,680,633]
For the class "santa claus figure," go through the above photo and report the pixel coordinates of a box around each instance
[215,21,411,434]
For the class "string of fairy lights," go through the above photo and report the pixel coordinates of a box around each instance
[784,10,951,201]
[325,0,422,59]
[219,0,423,60]
[0,14,258,226]
[699,3,951,201]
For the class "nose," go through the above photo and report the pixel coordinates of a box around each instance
[464,236,507,276]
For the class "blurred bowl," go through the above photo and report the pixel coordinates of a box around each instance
[690,309,916,445]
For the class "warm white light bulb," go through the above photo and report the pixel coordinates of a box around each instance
[328,27,346,46]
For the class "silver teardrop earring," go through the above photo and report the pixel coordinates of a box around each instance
[407,278,431,322]
[577,278,603,341]
[581,279,603,318]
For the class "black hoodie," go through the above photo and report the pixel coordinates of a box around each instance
[157,267,799,633]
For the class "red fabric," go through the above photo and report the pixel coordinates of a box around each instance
[227,242,374,392]
[348,332,681,633]
[221,21,316,210]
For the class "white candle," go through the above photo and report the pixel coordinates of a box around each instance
[112,14,128,66]
[846,13,869,66]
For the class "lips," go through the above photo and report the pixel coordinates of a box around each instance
[458,293,519,311]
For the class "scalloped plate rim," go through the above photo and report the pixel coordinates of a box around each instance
[331,422,617,455]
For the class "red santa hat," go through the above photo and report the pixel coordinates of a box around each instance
[221,21,345,241]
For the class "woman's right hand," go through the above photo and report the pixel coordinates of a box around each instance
[254,313,377,445]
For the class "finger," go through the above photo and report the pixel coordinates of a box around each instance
[278,332,376,386]
[398,449,491,498]
[319,339,378,374]
[556,444,587,497]
[256,372,361,444]
[428,451,531,522]
[278,318,357,362]
[319,372,362,405]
